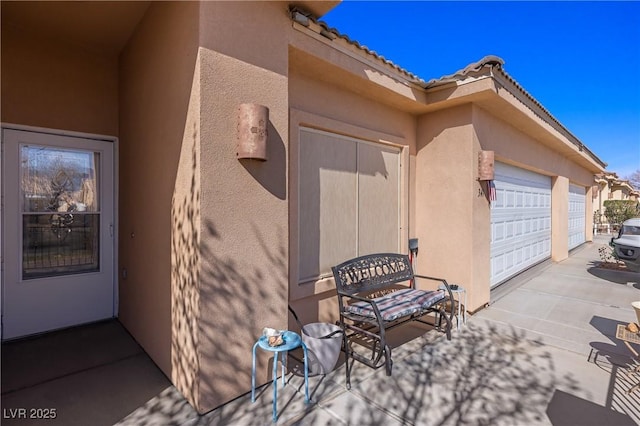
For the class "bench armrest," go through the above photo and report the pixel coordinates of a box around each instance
[338,291,386,325]
[414,274,455,324]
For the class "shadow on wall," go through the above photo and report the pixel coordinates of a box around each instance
[170,122,201,411]
[196,219,288,415]
[239,121,286,200]
[168,111,290,413]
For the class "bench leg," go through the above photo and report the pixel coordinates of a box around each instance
[384,345,393,376]
[341,324,352,390]
[440,307,452,340]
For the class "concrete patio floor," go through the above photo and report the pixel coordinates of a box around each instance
[2,235,640,425]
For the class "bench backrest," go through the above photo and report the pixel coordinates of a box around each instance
[331,253,414,296]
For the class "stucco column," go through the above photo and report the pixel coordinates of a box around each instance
[415,105,489,312]
[552,176,569,261]
[585,185,594,241]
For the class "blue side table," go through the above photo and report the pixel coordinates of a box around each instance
[251,330,309,422]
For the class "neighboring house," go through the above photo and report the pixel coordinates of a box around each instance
[1,1,605,414]
[593,172,640,230]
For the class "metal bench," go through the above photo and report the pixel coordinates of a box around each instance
[331,253,454,389]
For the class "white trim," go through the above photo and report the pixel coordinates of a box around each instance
[1,123,116,143]
[298,126,404,151]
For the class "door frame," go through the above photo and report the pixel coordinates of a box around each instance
[1,123,119,338]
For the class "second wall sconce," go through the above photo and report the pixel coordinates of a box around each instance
[478,150,495,181]
[237,103,268,161]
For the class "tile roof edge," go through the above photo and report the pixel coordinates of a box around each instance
[423,55,505,88]
[290,6,427,85]
[493,64,607,169]
[426,55,606,170]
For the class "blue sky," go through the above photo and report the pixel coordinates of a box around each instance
[322,1,640,179]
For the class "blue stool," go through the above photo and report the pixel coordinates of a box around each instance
[251,330,309,422]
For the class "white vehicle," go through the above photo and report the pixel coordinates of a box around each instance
[611,218,640,272]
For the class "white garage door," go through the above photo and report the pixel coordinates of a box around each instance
[491,162,551,287]
[568,184,586,250]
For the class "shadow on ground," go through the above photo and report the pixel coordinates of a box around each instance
[587,264,640,286]
[546,389,636,426]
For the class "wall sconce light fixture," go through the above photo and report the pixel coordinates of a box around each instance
[478,150,495,181]
[478,150,497,203]
[237,103,268,161]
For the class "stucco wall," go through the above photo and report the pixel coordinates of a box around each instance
[472,106,594,187]
[195,1,291,413]
[289,70,417,142]
[415,105,489,310]
[552,176,570,261]
[1,21,118,135]
[118,0,199,383]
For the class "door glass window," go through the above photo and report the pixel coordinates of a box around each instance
[20,145,100,279]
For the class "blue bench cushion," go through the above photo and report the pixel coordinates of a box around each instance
[345,288,446,321]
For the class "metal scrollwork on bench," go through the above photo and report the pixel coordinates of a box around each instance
[333,254,414,295]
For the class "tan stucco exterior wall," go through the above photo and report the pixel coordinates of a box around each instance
[415,105,491,311]
[170,54,202,410]
[472,106,594,187]
[118,1,292,412]
[118,0,199,386]
[552,176,570,261]
[585,185,594,241]
[195,1,291,413]
[1,20,118,136]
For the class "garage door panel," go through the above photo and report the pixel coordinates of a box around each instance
[491,162,551,286]
[568,184,586,250]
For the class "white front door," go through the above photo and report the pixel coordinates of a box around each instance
[2,128,115,340]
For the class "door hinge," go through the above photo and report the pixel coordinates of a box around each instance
[109,223,114,238]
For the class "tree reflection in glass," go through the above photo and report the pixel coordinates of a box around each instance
[20,145,100,279]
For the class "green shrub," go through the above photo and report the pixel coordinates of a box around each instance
[603,200,640,226]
